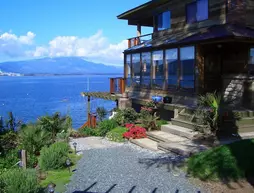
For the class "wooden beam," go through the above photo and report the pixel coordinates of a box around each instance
[110,78,115,94]
[137,24,141,37]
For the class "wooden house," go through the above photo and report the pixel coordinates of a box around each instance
[117,0,254,110]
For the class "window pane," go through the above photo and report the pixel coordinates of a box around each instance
[250,48,254,64]
[197,0,208,21]
[126,54,131,87]
[166,49,178,87]
[157,11,171,31]
[152,51,164,89]
[132,54,141,86]
[180,46,195,89]
[186,2,197,24]
[141,52,151,87]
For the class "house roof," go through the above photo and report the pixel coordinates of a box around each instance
[125,24,254,52]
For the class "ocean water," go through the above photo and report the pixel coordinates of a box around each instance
[0,75,117,129]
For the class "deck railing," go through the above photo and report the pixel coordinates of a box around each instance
[110,77,125,94]
[127,33,153,48]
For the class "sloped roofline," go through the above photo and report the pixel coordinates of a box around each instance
[117,1,152,19]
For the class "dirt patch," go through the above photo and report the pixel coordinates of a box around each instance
[190,178,254,193]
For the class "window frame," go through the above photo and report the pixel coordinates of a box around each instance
[156,10,171,31]
[186,0,209,24]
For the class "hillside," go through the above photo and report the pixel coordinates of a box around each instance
[0,57,123,75]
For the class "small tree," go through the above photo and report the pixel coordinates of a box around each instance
[96,107,107,122]
[38,112,71,142]
[5,112,21,132]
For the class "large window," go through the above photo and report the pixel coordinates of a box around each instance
[156,11,171,31]
[250,48,254,64]
[132,54,141,86]
[141,52,151,88]
[166,49,178,88]
[180,46,195,89]
[126,54,132,87]
[152,51,164,89]
[186,0,208,24]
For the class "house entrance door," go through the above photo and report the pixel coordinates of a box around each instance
[204,48,222,93]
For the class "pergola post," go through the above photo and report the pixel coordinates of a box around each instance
[87,96,91,117]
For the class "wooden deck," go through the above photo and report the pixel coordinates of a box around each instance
[81,92,121,101]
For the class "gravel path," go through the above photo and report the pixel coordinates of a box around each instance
[66,137,204,193]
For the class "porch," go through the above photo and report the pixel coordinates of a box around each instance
[123,24,254,109]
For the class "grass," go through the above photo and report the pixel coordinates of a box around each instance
[40,151,82,192]
[187,139,254,181]
[106,127,128,142]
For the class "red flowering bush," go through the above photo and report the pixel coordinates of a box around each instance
[123,124,147,139]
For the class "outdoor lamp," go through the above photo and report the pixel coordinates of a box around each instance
[47,182,56,193]
[66,158,71,173]
[73,142,77,154]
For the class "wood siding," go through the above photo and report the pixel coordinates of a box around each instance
[153,0,227,38]
[247,0,254,27]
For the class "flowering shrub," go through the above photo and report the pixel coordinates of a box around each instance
[123,124,147,139]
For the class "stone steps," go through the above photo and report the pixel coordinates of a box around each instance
[147,131,189,143]
[158,142,208,156]
[129,138,161,152]
[171,118,205,131]
[161,124,198,139]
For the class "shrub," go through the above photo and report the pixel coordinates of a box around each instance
[96,107,108,122]
[0,131,18,153]
[38,112,72,142]
[113,108,138,125]
[0,169,39,193]
[156,119,168,128]
[27,153,38,168]
[39,142,69,170]
[56,130,70,142]
[0,149,19,170]
[106,127,128,142]
[79,127,99,136]
[123,124,147,139]
[70,130,86,138]
[140,113,159,131]
[187,139,254,181]
[19,124,51,155]
[96,119,118,137]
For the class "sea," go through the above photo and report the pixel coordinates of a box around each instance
[0,75,117,129]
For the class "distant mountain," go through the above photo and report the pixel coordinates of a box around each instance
[0,57,123,75]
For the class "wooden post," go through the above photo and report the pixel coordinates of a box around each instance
[21,150,27,169]
[137,24,141,37]
[87,96,91,117]
[128,39,131,48]
[177,47,181,90]
[110,78,115,94]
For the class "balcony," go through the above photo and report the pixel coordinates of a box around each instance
[110,77,126,94]
[127,33,153,48]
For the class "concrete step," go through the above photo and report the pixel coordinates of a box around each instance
[161,124,198,139]
[130,138,163,152]
[171,118,204,130]
[177,113,193,122]
[158,141,208,156]
[147,131,189,143]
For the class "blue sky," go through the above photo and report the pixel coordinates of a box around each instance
[0,0,152,64]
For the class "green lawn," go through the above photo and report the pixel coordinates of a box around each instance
[40,152,82,192]
[187,139,254,181]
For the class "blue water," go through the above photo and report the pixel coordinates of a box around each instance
[0,75,117,129]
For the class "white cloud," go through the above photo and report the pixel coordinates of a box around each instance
[0,30,128,65]
[0,31,36,58]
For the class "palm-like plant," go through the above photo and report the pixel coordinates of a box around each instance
[196,92,237,134]
[37,112,71,142]
[96,107,107,122]
[19,124,51,154]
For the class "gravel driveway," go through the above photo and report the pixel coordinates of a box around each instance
[66,137,204,193]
